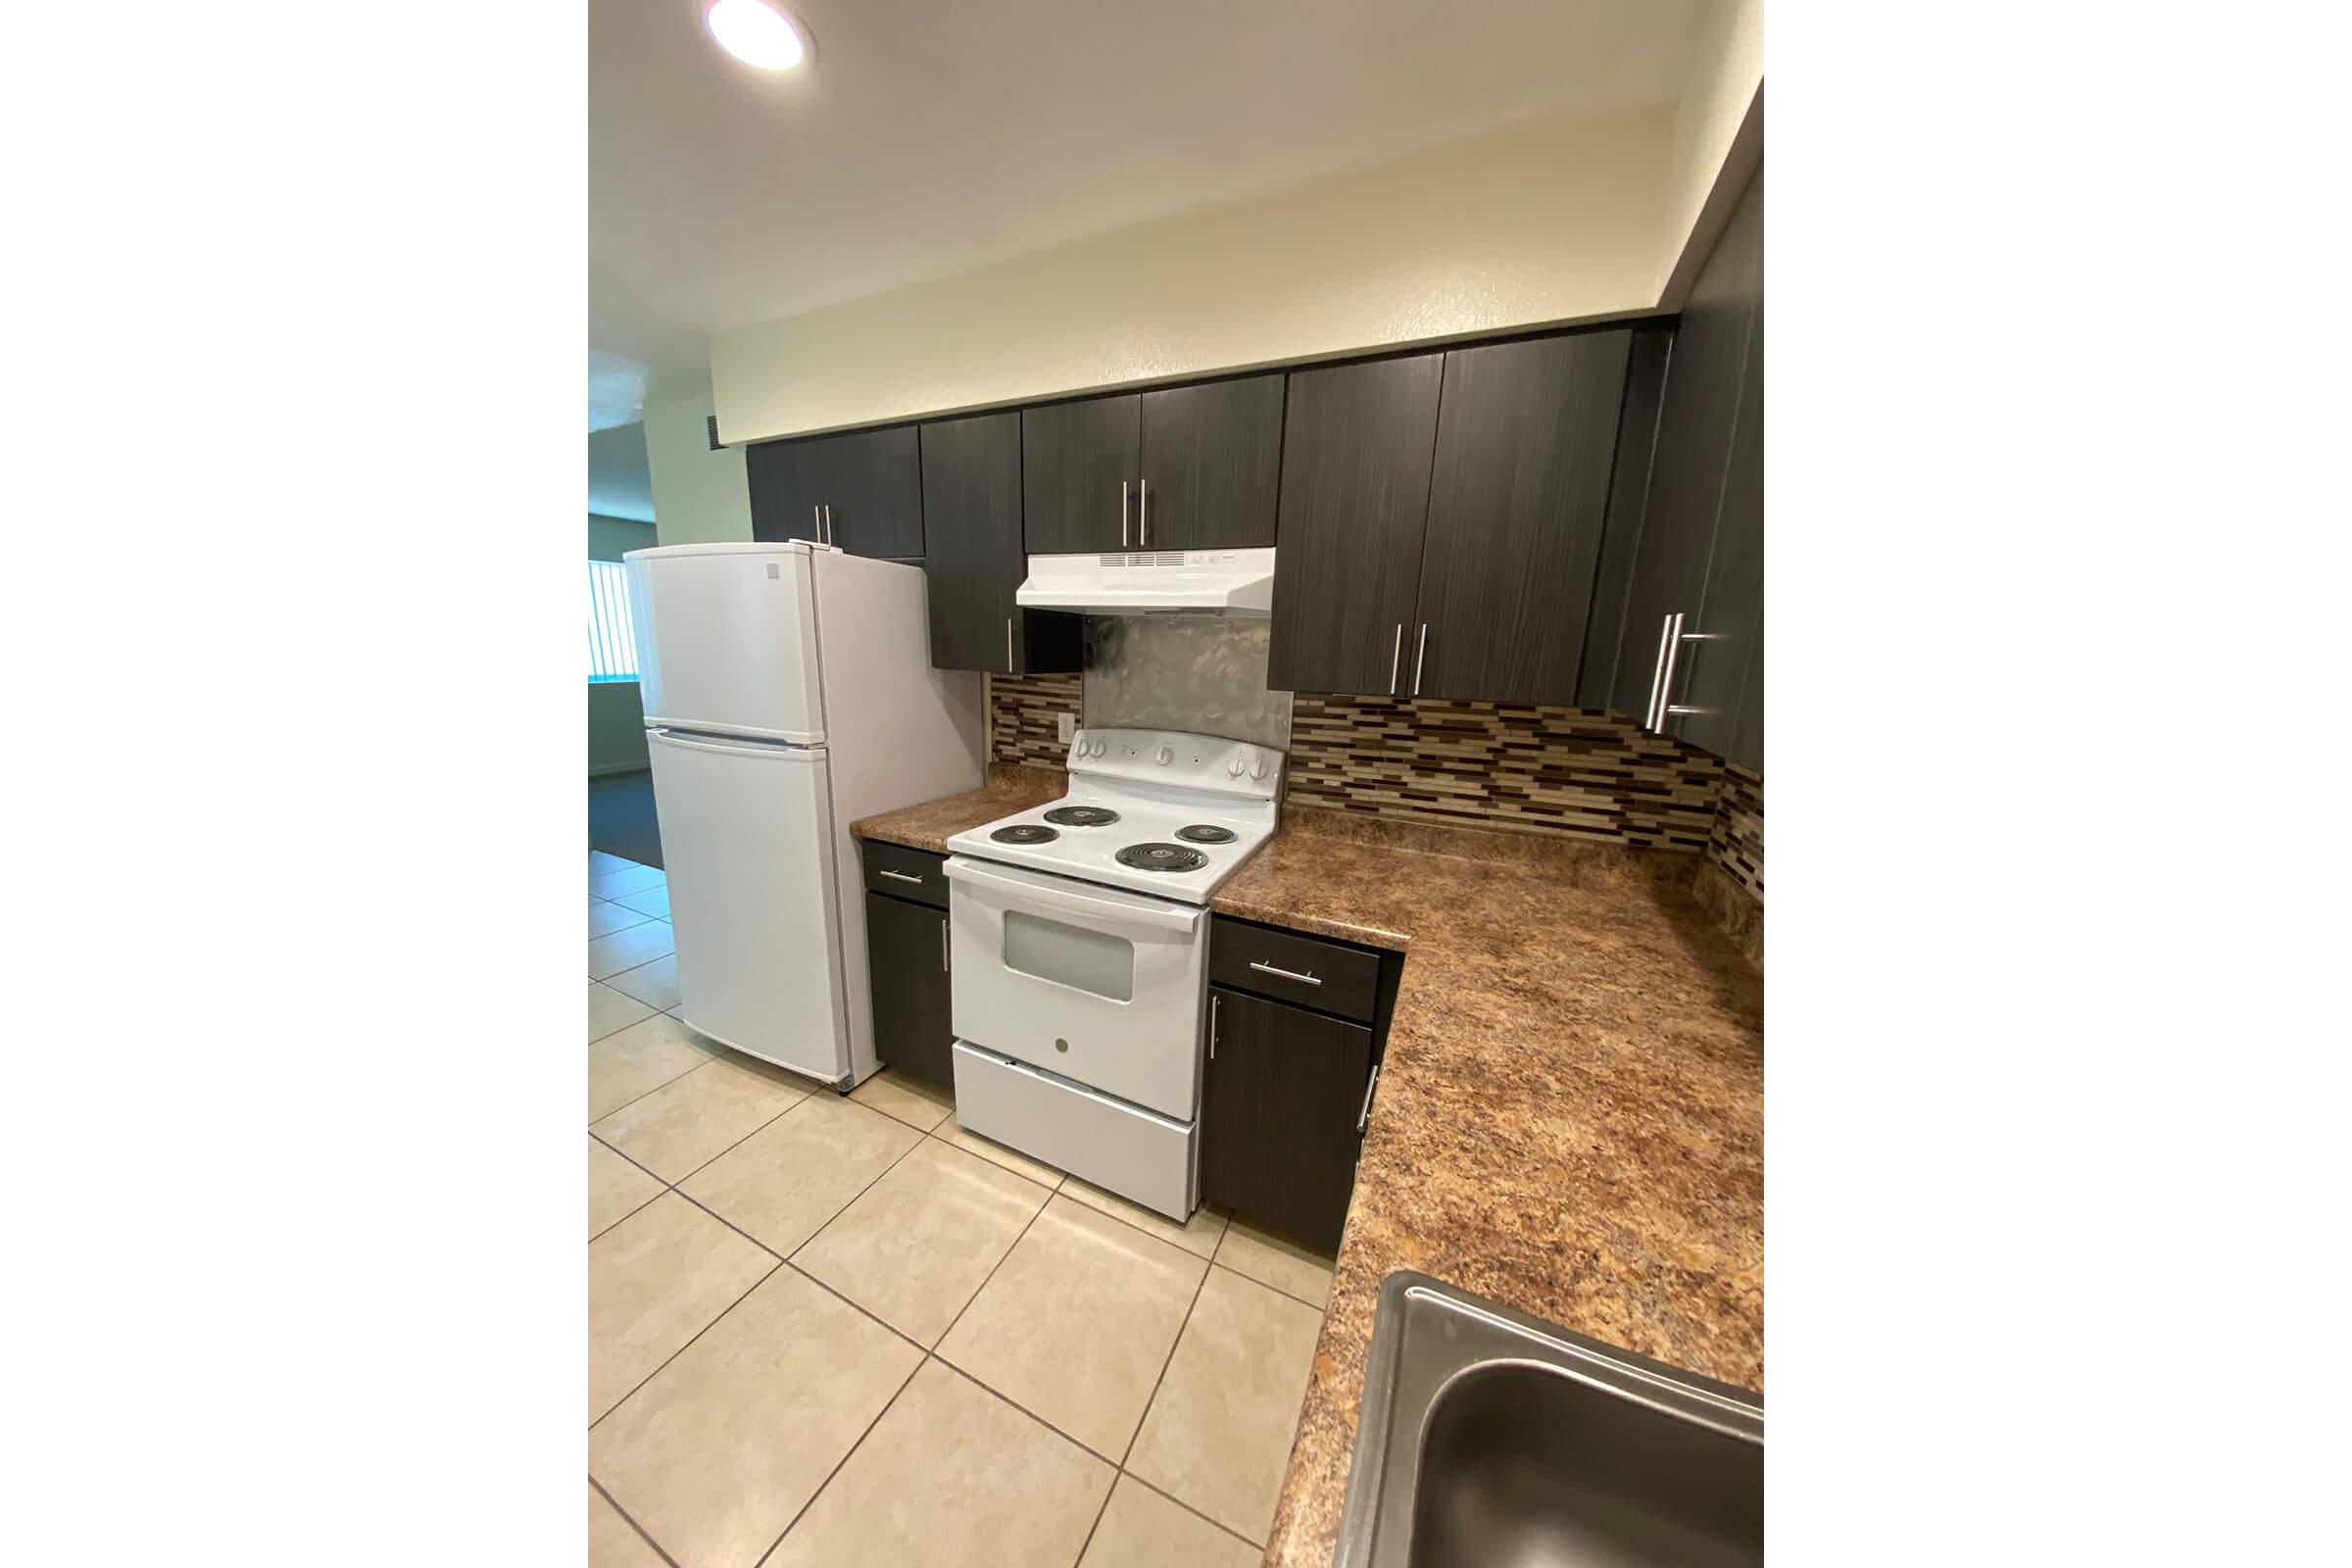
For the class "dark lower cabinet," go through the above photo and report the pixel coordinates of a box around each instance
[748,424,925,559]
[1200,985,1374,1252]
[863,890,953,1090]
[918,411,1083,673]
[1266,354,1446,696]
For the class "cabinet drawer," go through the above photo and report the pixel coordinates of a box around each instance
[860,840,948,908]
[1209,917,1381,1024]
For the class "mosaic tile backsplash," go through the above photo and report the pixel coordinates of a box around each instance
[987,670,1763,906]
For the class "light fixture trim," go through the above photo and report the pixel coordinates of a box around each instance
[705,0,810,73]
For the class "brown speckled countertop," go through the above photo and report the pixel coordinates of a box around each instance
[848,764,1064,854]
[852,785,1762,1568]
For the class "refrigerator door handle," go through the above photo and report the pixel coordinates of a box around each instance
[648,727,824,762]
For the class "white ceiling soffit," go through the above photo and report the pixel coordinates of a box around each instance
[589,0,1715,376]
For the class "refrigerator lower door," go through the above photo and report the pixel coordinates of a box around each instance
[646,727,848,1084]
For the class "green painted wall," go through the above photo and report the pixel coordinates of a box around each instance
[589,514,658,774]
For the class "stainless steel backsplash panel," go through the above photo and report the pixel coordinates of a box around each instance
[1083,615,1293,752]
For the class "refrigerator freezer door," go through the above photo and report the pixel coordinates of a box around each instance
[628,542,826,744]
[647,727,849,1084]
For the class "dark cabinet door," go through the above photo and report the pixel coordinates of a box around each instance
[864,891,954,1089]
[1266,354,1445,696]
[1609,167,1763,727]
[1674,312,1762,769]
[1408,330,1633,706]
[1200,986,1373,1252]
[1136,374,1285,550]
[1021,395,1140,554]
[919,412,1083,673]
[748,426,923,559]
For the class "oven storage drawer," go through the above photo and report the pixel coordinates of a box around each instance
[953,1041,1197,1221]
[861,841,949,909]
[1209,916,1382,1024]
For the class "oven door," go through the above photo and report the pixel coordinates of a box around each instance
[945,855,1206,1120]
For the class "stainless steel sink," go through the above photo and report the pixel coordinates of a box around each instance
[1334,1272,1763,1567]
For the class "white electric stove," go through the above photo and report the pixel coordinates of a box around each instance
[943,728,1285,1220]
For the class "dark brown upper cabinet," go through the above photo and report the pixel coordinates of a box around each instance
[1606,166,1763,772]
[748,425,924,560]
[1021,395,1139,554]
[1409,330,1634,706]
[1266,354,1445,696]
[1135,374,1285,550]
[918,411,1083,675]
[1023,375,1286,555]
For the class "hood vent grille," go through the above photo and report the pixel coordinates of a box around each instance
[1097,552,1188,567]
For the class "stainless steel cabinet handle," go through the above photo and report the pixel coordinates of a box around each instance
[1389,623,1402,695]
[940,916,949,972]
[1411,623,1428,696]
[1139,477,1150,548]
[879,869,924,885]
[812,504,823,544]
[1651,612,1703,730]
[823,503,834,545]
[1005,617,1014,670]
[1644,613,1675,727]
[1121,480,1129,548]
[1209,993,1219,1060]
[1357,1063,1382,1132]
[1249,958,1322,987]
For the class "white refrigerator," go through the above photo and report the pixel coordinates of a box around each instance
[625,540,983,1089]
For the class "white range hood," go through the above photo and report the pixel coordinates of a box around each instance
[1015,548,1276,616]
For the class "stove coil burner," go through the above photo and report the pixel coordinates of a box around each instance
[1043,806,1121,827]
[1115,842,1210,873]
[1173,824,1238,844]
[990,823,1059,845]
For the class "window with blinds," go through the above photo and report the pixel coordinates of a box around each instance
[587,560,641,682]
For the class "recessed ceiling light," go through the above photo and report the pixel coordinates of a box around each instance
[705,0,809,72]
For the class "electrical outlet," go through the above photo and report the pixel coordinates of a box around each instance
[1056,712,1077,744]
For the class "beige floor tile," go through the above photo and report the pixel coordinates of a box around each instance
[937,1194,1206,1457]
[682,1095,921,1255]
[1211,1216,1337,1309]
[605,954,683,1011]
[591,920,678,980]
[936,1111,1065,1189]
[612,883,671,919]
[592,1051,809,1183]
[1125,1266,1324,1544]
[592,862,666,899]
[1078,1476,1260,1568]
[591,1267,923,1568]
[592,900,661,939]
[588,1486,667,1568]
[590,1137,666,1241]
[763,1359,1112,1568]
[847,1068,955,1132]
[589,1013,723,1122]
[1060,1178,1229,1258]
[795,1140,1049,1346]
[590,981,660,1044]
[587,1193,774,1424]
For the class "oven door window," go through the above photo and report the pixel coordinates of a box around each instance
[1002,909,1136,1003]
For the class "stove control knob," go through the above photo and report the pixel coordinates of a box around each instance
[1250,756,1271,781]
[1227,754,1247,777]
[1154,744,1173,765]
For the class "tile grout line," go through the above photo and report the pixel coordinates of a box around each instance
[1117,1241,1213,1471]
[748,1348,924,1568]
[1117,1470,1271,1555]
[589,1474,685,1568]
[589,1252,782,1436]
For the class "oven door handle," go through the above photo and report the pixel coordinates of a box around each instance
[943,856,1203,933]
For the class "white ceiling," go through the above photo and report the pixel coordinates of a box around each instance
[590,0,1716,413]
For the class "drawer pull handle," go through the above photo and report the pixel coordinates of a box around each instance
[1357,1063,1381,1133]
[1249,959,1321,987]
[879,869,925,885]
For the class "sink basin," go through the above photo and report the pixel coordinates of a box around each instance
[1334,1272,1763,1567]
